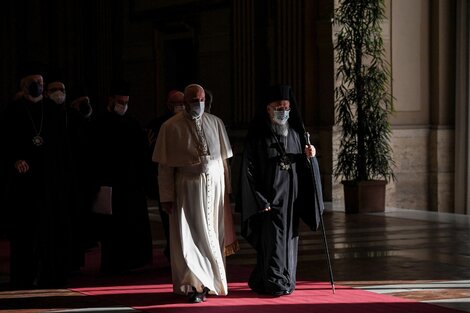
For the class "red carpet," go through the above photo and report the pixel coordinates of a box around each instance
[70,257,464,313]
[72,279,465,313]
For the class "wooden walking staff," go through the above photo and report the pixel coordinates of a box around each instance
[304,131,336,294]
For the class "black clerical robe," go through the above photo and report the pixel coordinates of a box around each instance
[89,111,153,273]
[237,124,323,295]
[3,98,70,289]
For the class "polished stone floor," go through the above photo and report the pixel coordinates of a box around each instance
[0,205,469,312]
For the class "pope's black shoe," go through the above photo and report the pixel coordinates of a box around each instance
[189,287,210,303]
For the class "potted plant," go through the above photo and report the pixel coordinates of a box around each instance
[333,0,395,213]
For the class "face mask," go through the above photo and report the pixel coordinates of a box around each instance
[28,81,43,98]
[114,103,128,116]
[173,105,185,114]
[29,94,43,103]
[189,101,204,119]
[272,110,290,125]
[49,90,66,105]
[79,100,93,118]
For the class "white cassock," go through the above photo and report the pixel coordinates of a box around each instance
[152,111,233,296]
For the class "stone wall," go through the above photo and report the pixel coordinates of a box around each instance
[332,127,455,212]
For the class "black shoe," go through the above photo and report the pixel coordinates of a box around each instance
[189,287,209,303]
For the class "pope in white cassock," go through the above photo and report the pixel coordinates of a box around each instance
[152,84,233,303]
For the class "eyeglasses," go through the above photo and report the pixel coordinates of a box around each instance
[273,108,291,112]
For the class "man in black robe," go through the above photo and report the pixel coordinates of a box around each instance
[44,74,94,273]
[237,85,323,296]
[89,79,153,274]
[2,64,70,289]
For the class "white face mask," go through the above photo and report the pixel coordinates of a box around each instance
[173,105,185,114]
[114,103,128,116]
[79,101,93,118]
[189,101,205,119]
[83,107,93,118]
[272,110,290,125]
[49,90,66,105]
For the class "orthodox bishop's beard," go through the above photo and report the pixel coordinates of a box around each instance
[271,121,289,137]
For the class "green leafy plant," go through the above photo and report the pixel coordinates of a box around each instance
[333,0,395,182]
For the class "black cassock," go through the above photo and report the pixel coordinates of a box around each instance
[90,111,153,273]
[237,123,324,295]
[2,98,70,289]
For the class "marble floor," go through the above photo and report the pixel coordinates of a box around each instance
[1,205,469,312]
[292,207,470,312]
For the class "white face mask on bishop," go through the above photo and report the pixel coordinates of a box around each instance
[49,90,66,105]
[114,103,128,116]
[272,109,290,125]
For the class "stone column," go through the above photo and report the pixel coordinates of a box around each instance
[428,0,456,213]
[454,0,470,215]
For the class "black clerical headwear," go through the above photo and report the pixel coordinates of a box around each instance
[264,85,291,104]
[251,84,305,140]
